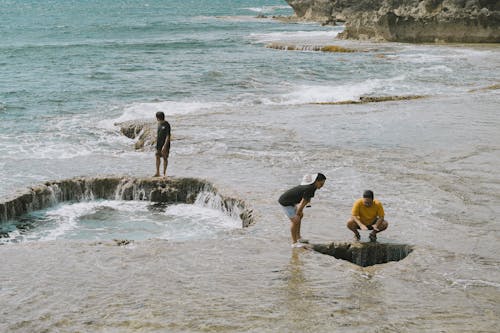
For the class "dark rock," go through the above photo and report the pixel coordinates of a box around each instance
[312,95,426,105]
[313,241,413,267]
[116,120,156,150]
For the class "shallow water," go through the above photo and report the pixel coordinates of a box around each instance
[1,0,499,332]
[1,199,240,243]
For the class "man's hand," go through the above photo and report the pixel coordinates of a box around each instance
[291,215,301,224]
[354,217,367,230]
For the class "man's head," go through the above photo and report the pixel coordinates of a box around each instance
[156,111,165,121]
[300,173,326,189]
[314,173,326,189]
[362,190,374,207]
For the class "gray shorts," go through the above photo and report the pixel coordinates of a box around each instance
[281,205,296,219]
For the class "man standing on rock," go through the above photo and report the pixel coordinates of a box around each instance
[154,111,171,178]
[278,173,326,248]
[347,190,388,242]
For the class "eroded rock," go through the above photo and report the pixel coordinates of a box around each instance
[311,95,426,105]
[117,120,156,150]
[285,0,500,43]
[313,241,413,267]
[266,42,357,52]
[0,177,254,228]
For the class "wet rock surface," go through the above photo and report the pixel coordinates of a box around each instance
[117,120,156,150]
[0,176,254,228]
[285,0,500,43]
[266,42,357,52]
[312,95,427,105]
[313,241,413,267]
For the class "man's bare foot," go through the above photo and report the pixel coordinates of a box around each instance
[153,174,160,177]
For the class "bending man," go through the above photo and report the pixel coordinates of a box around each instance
[278,173,326,248]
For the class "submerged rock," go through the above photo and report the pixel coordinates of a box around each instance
[311,95,426,105]
[469,83,500,92]
[285,0,500,43]
[266,42,357,52]
[0,176,254,228]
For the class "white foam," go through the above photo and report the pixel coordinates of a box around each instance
[5,199,241,242]
[264,76,406,105]
[37,201,151,241]
[242,5,291,14]
[249,30,342,44]
[100,100,226,129]
[417,65,453,74]
[165,204,240,229]
[397,46,499,65]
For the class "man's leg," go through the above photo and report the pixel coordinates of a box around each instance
[154,153,161,177]
[296,218,302,240]
[290,215,303,244]
[162,156,169,177]
[369,220,388,241]
[347,217,361,240]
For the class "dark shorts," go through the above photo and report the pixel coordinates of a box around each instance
[156,145,170,159]
[361,218,379,230]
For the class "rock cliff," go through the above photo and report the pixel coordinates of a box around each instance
[285,0,500,42]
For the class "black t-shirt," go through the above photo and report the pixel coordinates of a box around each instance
[156,121,171,149]
[278,184,316,206]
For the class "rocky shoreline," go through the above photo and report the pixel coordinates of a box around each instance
[285,0,500,43]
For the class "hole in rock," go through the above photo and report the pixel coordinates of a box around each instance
[313,242,413,267]
[0,200,242,243]
[0,177,254,243]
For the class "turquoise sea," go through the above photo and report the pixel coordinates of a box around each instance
[1,1,499,332]
[1,1,498,191]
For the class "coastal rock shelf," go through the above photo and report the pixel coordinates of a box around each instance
[0,176,254,228]
[285,0,500,43]
[313,241,413,267]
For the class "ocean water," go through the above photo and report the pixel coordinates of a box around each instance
[1,1,500,332]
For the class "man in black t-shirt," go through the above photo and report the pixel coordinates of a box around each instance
[278,173,326,248]
[154,111,171,178]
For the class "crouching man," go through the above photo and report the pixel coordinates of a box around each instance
[347,190,388,242]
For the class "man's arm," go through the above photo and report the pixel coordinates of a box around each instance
[295,198,310,217]
[352,215,368,230]
[373,202,385,231]
[161,134,170,154]
[373,216,384,231]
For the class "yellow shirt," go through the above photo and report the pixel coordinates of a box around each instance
[351,198,385,226]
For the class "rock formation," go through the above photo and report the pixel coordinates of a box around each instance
[117,120,156,150]
[313,241,413,266]
[285,0,500,43]
[0,177,254,228]
[266,42,356,52]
